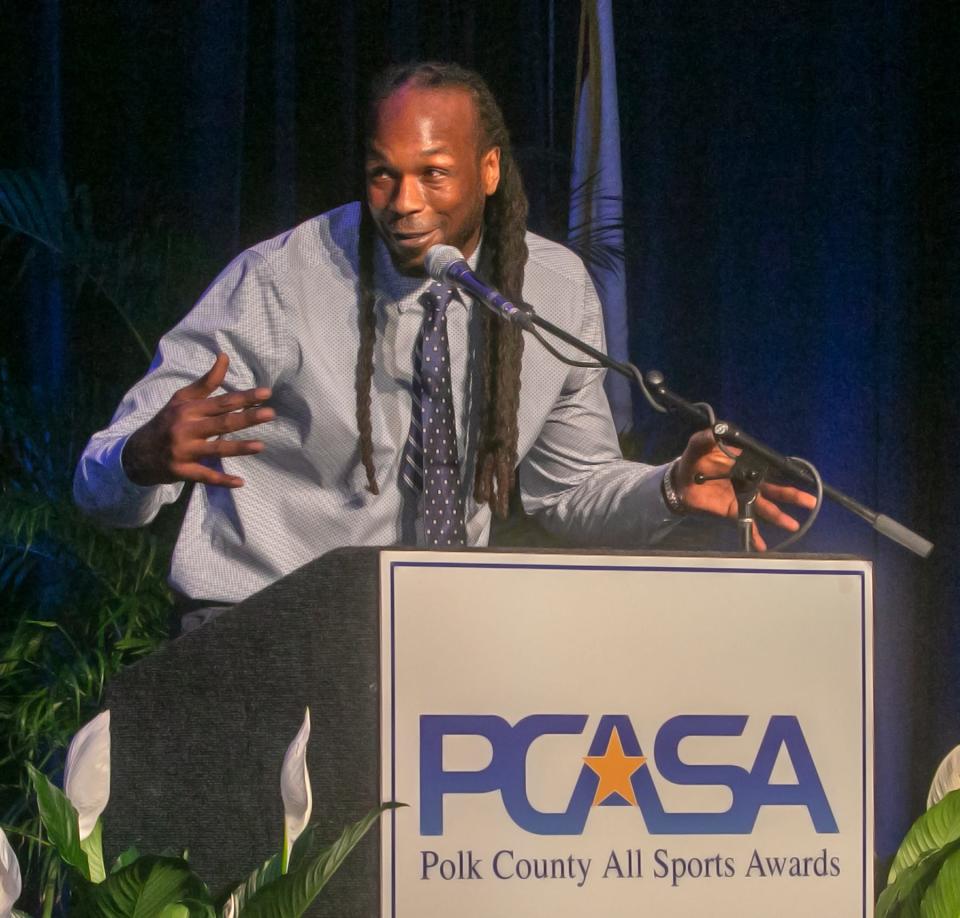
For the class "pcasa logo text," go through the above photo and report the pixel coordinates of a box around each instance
[420,714,838,837]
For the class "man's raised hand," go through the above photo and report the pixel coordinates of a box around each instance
[122,353,275,488]
[674,429,817,551]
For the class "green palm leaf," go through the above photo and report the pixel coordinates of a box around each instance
[0,169,67,252]
[0,168,198,359]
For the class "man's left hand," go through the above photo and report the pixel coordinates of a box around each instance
[673,429,817,551]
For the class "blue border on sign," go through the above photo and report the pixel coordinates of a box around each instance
[385,559,870,918]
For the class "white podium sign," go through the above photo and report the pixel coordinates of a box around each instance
[379,552,873,918]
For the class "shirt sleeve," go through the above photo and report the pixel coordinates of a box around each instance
[73,250,291,527]
[518,271,681,547]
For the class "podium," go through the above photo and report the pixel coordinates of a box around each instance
[105,548,872,917]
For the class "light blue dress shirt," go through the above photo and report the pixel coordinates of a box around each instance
[74,203,676,603]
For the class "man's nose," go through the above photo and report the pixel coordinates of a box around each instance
[392,175,424,215]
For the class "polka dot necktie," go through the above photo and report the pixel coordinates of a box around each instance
[402,283,467,547]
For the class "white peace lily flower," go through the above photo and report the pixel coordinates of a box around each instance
[63,709,111,840]
[0,826,23,915]
[280,707,312,870]
[928,744,960,809]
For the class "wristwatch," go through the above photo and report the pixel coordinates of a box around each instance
[661,459,687,516]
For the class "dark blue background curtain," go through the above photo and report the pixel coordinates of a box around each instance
[3,0,957,862]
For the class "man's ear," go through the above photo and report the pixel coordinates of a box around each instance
[481,146,501,196]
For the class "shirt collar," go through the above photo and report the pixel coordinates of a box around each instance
[374,234,482,314]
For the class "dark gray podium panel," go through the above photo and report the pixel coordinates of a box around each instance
[105,547,382,917]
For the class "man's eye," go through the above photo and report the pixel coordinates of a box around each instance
[367,168,390,181]
[424,168,447,178]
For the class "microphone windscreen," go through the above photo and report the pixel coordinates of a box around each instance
[424,244,465,283]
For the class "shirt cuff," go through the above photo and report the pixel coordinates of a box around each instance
[75,433,182,527]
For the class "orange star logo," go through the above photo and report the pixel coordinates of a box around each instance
[583,726,647,806]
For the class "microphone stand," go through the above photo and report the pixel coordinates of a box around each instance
[515,306,934,559]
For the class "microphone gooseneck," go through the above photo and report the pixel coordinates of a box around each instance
[423,250,932,558]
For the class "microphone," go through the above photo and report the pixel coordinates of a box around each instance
[424,245,533,329]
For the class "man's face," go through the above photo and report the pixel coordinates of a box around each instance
[366,84,501,275]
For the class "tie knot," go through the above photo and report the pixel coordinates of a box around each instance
[424,283,455,318]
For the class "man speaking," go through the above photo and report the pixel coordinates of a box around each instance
[74,62,812,628]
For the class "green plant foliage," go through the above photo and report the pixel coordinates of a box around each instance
[0,169,208,362]
[8,702,398,917]
[221,851,281,914]
[110,847,141,874]
[81,821,107,884]
[1,482,173,909]
[876,791,960,918]
[917,848,960,918]
[0,166,199,914]
[74,856,215,918]
[890,791,960,883]
[24,765,87,877]
[239,804,400,918]
[219,822,321,914]
[877,844,960,918]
